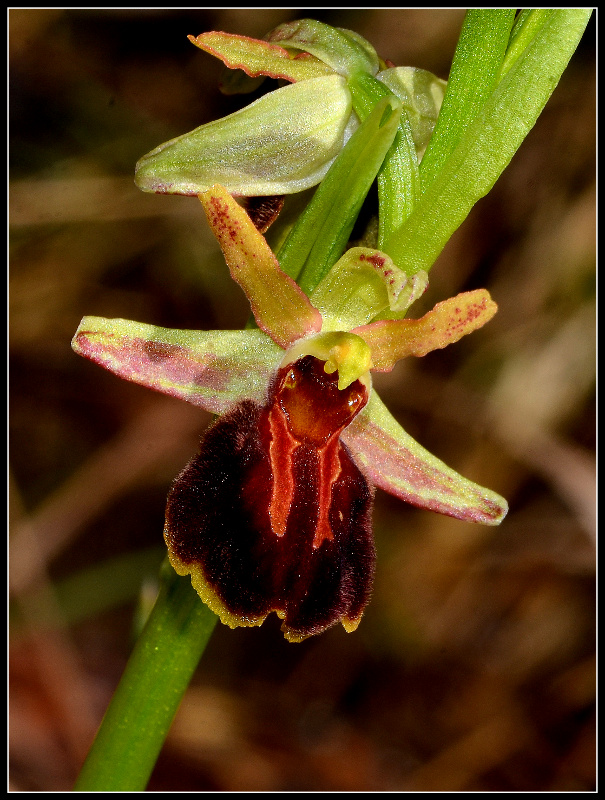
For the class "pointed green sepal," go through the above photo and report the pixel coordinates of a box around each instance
[135,75,352,197]
[353,289,497,372]
[72,317,282,413]
[199,185,323,349]
[343,392,508,525]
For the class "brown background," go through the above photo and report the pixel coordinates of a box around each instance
[10,9,595,791]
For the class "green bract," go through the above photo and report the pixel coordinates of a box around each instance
[384,9,593,275]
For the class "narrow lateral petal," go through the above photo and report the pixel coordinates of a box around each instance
[200,185,323,349]
[72,317,282,414]
[188,31,334,82]
[342,392,508,525]
[353,289,498,372]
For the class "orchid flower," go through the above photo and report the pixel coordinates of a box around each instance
[72,184,507,642]
[134,19,446,198]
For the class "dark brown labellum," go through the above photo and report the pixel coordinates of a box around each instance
[164,355,375,641]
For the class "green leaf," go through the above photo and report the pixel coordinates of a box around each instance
[348,70,421,249]
[498,9,552,81]
[383,9,592,277]
[419,9,516,190]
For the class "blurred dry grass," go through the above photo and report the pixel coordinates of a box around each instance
[9,9,595,792]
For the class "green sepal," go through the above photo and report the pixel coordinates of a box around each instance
[343,392,508,525]
[135,75,352,197]
[72,317,282,413]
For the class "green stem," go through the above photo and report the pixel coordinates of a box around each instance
[74,561,218,791]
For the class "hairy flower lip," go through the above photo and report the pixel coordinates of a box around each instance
[164,354,376,642]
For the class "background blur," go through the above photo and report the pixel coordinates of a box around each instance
[9,9,595,791]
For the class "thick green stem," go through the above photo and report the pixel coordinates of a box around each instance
[74,561,218,791]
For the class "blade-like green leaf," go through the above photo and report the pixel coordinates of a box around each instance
[419,9,516,190]
[383,9,592,276]
[348,70,421,249]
